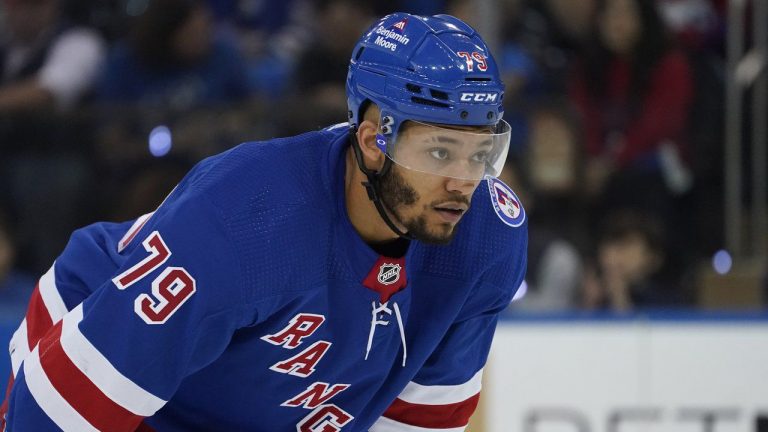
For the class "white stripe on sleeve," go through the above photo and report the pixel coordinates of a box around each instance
[38,263,69,322]
[59,304,167,416]
[23,345,99,432]
[397,369,483,406]
[9,319,30,377]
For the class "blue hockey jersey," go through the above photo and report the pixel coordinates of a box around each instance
[3,124,527,431]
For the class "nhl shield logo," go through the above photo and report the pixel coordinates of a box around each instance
[377,263,402,285]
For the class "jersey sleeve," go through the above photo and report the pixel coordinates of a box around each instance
[372,223,528,432]
[4,188,245,432]
[0,218,141,428]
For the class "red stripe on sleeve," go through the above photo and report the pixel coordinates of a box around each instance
[383,394,481,429]
[4,283,53,430]
[25,285,54,349]
[37,322,144,432]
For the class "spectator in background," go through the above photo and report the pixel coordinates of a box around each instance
[94,0,254,164]
[568,0,696,256]
[278,0,375,135]
[570,0,694,192]
[581,210,689,311]
[492,0,598,100]
[0,0,106,273]
[656,0,726,256]
[205,0,314,98]
[656,0,721,53]
[0,0,105,114]
[504,102,585,311]
[456,0,597,155]
[97,0,249,110]
[0,209,35,324]
[528,0,597,94]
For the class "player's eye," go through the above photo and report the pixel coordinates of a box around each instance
[471,151,489,164]
[429,148,450,161]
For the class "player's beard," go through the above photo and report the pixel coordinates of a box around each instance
[378,163,460,245]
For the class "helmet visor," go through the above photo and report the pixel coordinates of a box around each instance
[377,119,511,180]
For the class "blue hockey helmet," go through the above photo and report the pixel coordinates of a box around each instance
[346,13,510,180]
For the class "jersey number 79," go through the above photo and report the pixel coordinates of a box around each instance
[111,231,197,324]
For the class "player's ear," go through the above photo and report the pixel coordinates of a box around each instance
[355,112,386,172]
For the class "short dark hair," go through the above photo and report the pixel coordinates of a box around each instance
[599,210,665,254]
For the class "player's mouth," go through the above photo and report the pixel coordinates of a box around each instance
[433,202,468,224]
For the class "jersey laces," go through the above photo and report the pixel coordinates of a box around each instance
[365,301,407,367]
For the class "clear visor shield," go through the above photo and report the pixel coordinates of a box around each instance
[377,119,511,181]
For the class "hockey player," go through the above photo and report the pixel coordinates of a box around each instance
[2,12,527,431]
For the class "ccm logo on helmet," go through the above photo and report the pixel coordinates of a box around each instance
[460,92,498,103]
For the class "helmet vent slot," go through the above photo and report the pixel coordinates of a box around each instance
[429,89,449,100]
[465,77,491,82]
[411,97,450,108]
[355,47,365,60]
[406,83,422,93]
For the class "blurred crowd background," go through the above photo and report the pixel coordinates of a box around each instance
[0,0,765,322]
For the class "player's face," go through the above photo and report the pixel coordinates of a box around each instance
[378,161,481,245]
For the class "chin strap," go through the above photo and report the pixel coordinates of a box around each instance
[350,128,414,240]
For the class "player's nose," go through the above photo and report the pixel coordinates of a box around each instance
[444,176,479,196]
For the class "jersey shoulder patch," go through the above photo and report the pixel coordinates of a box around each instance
[485,176,525,228]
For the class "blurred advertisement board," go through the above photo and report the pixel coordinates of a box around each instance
[486,316,768,432]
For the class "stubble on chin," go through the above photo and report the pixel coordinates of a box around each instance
[379,165,464,245]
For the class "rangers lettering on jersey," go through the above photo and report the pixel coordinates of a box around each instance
[261,313,326,349]
[282,382,350,409]
[269,341,332,378]
[297,405,353,432]
[264,313,356,430]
